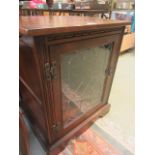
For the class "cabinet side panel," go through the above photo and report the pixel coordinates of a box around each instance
[20,82,46,135]
[19,37,48,142]
[19,37,42,101]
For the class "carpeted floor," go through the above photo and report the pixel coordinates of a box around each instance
[27,49,135,155]
[94,50,135,154]
[49,126,126,155]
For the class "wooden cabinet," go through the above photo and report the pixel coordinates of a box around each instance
[19,16,129,152]
[120,32,135,52]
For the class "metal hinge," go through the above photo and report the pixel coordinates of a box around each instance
[51,122,61,133]
[105,67,113,76]
[45,61,57,81]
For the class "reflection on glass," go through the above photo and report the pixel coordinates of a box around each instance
[61,44,113,126]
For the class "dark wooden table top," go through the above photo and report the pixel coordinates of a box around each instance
[19,16,130,36]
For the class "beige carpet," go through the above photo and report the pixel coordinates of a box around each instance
[95,50,135,154]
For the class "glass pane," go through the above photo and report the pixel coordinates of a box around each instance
[61,43,113,126]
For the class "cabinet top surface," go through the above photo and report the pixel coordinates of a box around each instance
[19,16,130,36]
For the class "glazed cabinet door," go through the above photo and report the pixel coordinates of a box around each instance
[50,34,121,138]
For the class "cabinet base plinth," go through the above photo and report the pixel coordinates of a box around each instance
[46,103,111,153]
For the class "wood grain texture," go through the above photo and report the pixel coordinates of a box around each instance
[19,16,130,36]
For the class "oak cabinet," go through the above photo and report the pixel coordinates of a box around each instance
[19,16,129,152]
